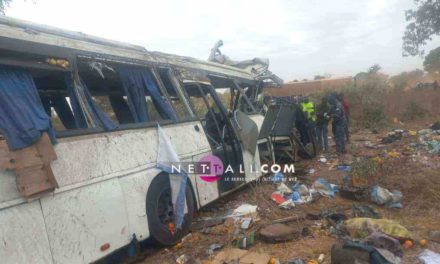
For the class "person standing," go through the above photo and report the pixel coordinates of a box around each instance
[339,93,350,143]
[300,96,317,145]
[300,96,316,123]
[328,94,346,154]
[315,96,330,151]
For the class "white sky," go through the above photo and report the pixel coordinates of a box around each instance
[5,0,440,81]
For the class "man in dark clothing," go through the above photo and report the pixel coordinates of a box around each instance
[328,94,347,154]
[339,93,350,143]
[316,96,330,151]
[295,105,310,145]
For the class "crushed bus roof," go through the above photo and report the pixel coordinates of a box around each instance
[0,16,257,82]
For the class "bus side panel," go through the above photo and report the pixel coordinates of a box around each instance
[51,130,159,188]
[40,178,129,264]
[0,170,21,204]
[118,168,159,241]
[51,122,210,189]
[118,158,199,242]
[192,152,220,206]
[0,201,53,264]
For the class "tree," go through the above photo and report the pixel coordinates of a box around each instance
[423,46,440,72]
[367,64,382,74]
[314,75,326,80]
[0,0,12,14]
[403,0,440,56]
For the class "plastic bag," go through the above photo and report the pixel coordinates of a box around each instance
[313,178,338,198]
[370,185,403,208]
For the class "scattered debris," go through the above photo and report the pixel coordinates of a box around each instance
[240,217,252,229]
[345,218,411,240]
[337,165,351,171]
[259,223,301,243]
[232,231,255,249]
[191,217,225,231]
[277,182,293,194]
[272,214,306,224]
[352,204,381,218]
[205,243,223,255]
[418,249,440,264]
[312,178,338,198]
[370,185,403,208]
[287,258,305,264]
[382,130,404,144]
[271,191,287,205]
[330,243,370,264]
[431,122,440,131]
[429,231,440,244]
[420,239,428,247]
[364,232,403,258]
[231,204,258,217]
[176,254,190,264]
[403,239,414,249]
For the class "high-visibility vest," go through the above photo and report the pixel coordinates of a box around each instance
[301,102,316,122]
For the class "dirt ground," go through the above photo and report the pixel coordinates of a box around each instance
[133,120,440,264]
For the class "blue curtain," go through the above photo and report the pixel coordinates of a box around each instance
[118,66,150,122]
[119,66,177,122]
[80,77,117,131]
[64,72,117,131]
[0,65,56,150]
[141,69,177,122]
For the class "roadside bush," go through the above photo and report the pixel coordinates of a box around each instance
[343,73,388,129]
[401,100,427,121]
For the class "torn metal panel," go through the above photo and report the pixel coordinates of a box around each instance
[208,40,284,86]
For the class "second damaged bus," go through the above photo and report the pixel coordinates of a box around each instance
[0,17,281,263]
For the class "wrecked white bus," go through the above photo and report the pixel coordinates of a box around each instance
[0,17,281,263]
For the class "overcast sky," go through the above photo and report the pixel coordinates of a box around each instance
[5,0,440,81]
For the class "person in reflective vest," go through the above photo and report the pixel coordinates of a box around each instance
[301,96,316,122]
[299,96,317,146]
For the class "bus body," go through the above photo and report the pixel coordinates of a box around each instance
[0,16,270,263]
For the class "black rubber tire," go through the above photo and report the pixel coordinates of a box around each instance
[146,173,195,246]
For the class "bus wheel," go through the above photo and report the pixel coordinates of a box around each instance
[146,173,195,246]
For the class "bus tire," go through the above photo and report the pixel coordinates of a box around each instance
[146,173,195,246]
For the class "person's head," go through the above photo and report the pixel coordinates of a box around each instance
[303,96,310,103]
[339,92,345,99]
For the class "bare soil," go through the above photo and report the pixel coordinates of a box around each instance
[133,120,440,264]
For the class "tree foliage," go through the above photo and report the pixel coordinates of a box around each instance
[403,0,440,56]
[0,0,12,14]
[367,64,382,74]
[423,46,440,72]
[314,75,326,80]
[389,69,425,90]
